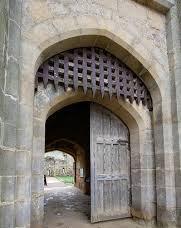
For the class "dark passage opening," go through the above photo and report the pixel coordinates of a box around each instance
[44,102,91,227]
[46,102,90,194]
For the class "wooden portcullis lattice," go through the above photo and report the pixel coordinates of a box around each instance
[35,47,152,110]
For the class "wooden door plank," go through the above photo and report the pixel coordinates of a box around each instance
[90,103,131,223]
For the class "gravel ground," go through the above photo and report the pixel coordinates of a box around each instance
[43,177,154,228]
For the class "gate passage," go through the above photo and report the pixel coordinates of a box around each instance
[36,47,152,110]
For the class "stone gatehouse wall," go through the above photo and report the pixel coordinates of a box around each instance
[0,1,181,228]
[45,151,74,177]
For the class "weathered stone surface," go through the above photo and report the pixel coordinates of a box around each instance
[0,204,14,228]
[15,200,30,227]
[0,0,181,227]
[1,176,15,202]
[0,148,15,176]
[0,1,32,228]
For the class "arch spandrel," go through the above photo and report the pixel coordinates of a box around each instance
[36,47,152,111]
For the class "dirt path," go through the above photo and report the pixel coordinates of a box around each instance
[44,177,153,228]
[44,177,67,190]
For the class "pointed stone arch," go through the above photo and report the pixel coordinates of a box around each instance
[45,138,87,193]
[32,82,155,226]
[28,25,174,228]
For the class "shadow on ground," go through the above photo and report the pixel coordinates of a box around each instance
[44,177,152,228]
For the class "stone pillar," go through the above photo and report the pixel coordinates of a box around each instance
[0,0,31,227]
[166,2,181,227]
[140,128,156,222]
[31,117,45,227]
[130,112,156,223]
[0,1,15,227]
[153,97,177,227]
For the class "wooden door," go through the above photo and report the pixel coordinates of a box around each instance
[90,103,131,223]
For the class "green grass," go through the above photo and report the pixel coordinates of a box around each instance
[56,176,74,185]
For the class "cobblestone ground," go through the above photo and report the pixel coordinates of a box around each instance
[44,177,153,228]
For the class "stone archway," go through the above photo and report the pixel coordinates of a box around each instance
[45,104,89,194]
[29,32,176,227]
[32,46,156,226]
[26,14,175,228]
[45,100,132,223]
[1,1,180,228]
[32,80,155,227]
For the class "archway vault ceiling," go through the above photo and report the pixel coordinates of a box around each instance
[36,47,152,111]
[45,138,81,160]
[46,139,76,153]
